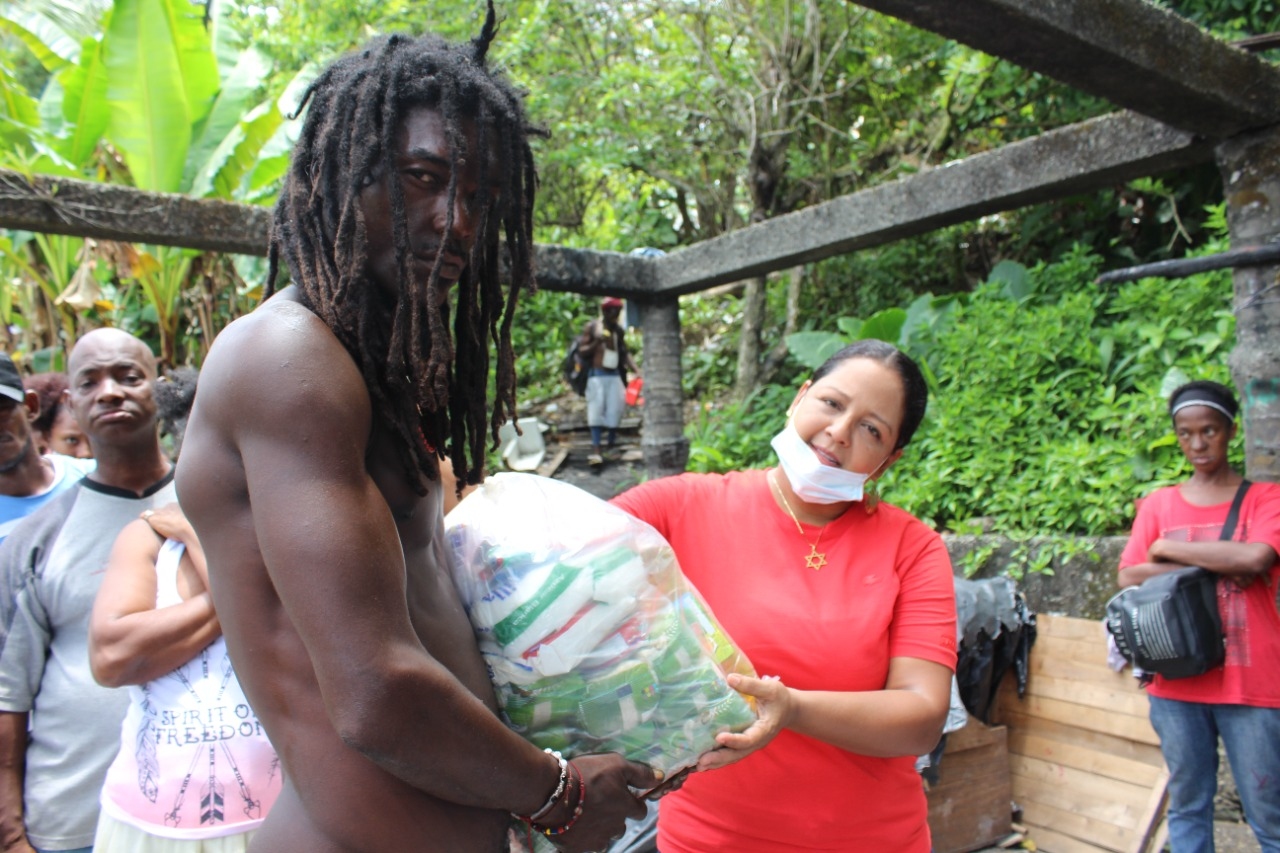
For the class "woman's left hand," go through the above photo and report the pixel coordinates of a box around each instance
[695,673,792,772]
[142,502,195,544]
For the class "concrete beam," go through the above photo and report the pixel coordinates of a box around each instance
[0,168,272,257]
[653,111,1214,296]
[854,0,1280,139]
[0,168,655,295]
[531,246,655,297]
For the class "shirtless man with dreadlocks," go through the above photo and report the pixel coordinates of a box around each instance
[176,8,657,852]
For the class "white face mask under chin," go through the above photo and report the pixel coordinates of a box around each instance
[770,423,887,505]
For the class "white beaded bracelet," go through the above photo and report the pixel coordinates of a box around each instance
[523,748,568,822]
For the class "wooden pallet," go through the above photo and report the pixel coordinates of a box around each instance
[993,614,1169,853]
[927,717,1014,853]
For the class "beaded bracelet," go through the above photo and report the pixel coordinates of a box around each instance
[519,748,569,822]
[534,761,586,838]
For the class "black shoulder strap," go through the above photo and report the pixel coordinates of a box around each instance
[1220,479,1251,541]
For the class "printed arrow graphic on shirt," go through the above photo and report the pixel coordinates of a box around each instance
[201,745,225,825]
[165,744,204,826]
[220,740,262,820]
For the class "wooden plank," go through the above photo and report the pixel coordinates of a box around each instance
[997,615,1169,853]
[997,710,1164,768]
[941,716,1002,752]
[927,723,1012,853]
[1127,768,1170,853]
[1019,673,1150,718]
[999,694,1161,746]
[1011,773,1151,849]
[1025,652,1137,685]
[535,446,570,478]
[1036,613,1108,640]
[1029,633,1116,668]
[1008,730,1164,788]
[1147,819,1168,853]
[1011,755,1151,815]
[1020,798,1134,852]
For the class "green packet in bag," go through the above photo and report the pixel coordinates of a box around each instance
[444,472,758,778]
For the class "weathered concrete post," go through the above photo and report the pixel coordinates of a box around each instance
[1217,127,1280,484]
[633,296,688,479]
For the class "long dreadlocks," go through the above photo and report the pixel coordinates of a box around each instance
[266,1,540,494]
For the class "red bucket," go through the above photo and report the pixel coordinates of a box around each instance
[625,376,645,406]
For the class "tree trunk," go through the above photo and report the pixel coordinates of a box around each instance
[733,274,768,400]
[760,264,806,386]
[635,296,689,478]
[1216,126,1280,484]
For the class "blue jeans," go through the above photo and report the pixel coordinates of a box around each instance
[1148,695,1280,853]
[35,847,91,853]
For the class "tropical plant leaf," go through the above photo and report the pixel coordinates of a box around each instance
[988,259,1031,302]
[190,99,282,199]
[858,307,906,343]
[56,35,108,166]
[785,331,847,370]
[185,45,271,194]
[159,0,218,127]
[0,65,41,145]
[103,0,193,191]
[0,6,79,71]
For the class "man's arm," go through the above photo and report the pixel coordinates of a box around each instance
[0,712,33,853]
[207,308,654,840]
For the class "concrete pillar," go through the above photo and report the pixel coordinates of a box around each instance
[1217,126,1280,484]
[634,296,688,478]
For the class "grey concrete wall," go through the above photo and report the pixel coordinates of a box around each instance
[943,534,1128,620]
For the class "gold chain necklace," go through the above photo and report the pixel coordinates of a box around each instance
[768,470,828,571]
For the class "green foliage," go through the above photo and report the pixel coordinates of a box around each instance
[687,234,1237,554]
[886,241,1235,539]
[0,0,290,364]
[509,289,600,403]
[686,383,793,474]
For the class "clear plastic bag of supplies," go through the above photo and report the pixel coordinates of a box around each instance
[444,472,758,779]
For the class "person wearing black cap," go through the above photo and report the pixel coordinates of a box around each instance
[0,354,95,543]
[1117,380,1280,852]
[578,296,640,466]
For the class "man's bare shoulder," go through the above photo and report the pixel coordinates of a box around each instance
[198,290,370,437]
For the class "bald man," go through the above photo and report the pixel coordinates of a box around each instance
[0,329,174,853]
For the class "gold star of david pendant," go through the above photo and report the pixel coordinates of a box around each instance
[805,544,827,571]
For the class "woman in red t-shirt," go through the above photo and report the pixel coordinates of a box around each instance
[612,340,957,852]
[1118,380,1280,852]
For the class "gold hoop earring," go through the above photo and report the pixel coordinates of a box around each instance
[864,478,880,514]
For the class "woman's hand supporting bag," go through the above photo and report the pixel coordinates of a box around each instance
[697,656,952,772]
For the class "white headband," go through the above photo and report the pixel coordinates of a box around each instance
[1170,399,1235,420]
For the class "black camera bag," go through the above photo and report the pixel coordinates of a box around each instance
[1105,481,1249,680]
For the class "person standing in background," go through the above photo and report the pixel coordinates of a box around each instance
[0,359,94,543]
[25,373,91,459]
[1117,380,1280,853]
[578,296,639,467]
[0,329,175,853]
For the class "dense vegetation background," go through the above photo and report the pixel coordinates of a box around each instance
[0,0,1275,549]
